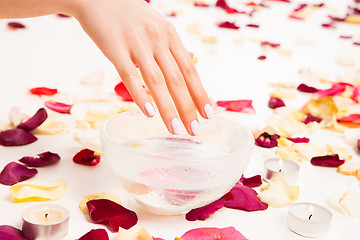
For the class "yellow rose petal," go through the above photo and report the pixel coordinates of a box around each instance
[258,180,299,208]
[79,192,122,214]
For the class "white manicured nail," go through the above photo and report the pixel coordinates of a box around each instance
[144,102,156,117]
[190,120,200,136]
[204,104,214,119]
[171,118,182,135]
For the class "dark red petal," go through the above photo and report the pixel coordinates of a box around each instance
[287,137,310,143]
[29,87,58,96]
[19,151,60,167]
[246,24,260,28]
[328,15,345,22]
[261,41,280,48]
[337,114,360,125]
[181,227,248,240]
[304,113,322,124]
[240,175,262,188]
[87,199,138,232]
[194,2,209,7]
[185,193,233,221]
[45,101,73,114]
[297,83,319,93]
[216,100,255,113]
[258,55,267,60]
[114,82,134,102]
[0,162,38,186]
[0,129,37,146]
[0,225,28,240]
[73,149,101,166]
[357,139,360,152]
[310,154,345,167]
[57,13,71,18]
[255,132,280,148]
[7,22,26,29]
[18,108,47,131]
[268,97,285,109]
[77,229,109,240]
[144,0,150,3]
[216,0,240,14]
[217,21,240,29]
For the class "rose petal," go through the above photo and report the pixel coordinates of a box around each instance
[303,113,322,124]
[180,227,248,240]
[117,228,153,240]
[354,42,360,46]
[45,101,73,114]
[29,87,58,96]
[297,83,319,93]
[258,55,267,60]
[114,82,133,102]
[315,83,359,102]
[268,97,285,109]
[185,193,233,221]
[87,199,138,232]
[216,0,241,14]
[0,225,28,240]
[287,137,310,143]
[9,179,67,202]
[216,100,255,113]
[73,149,101,166]
[80,69,105,86]
[240,175,262,188]
[358,139,360,152]
[217,21,240,30]
[19,151,60,167]
[7,22,26,30]
[331,191,360,217]
[18,108,48,131]
[79,192,122,214]
[246,24,260,28]
[255,132,280,148]
[194,2,209,7]
[339,35,352,39]
[77,229,109,240]
[258,180,299,208]
[0,162,37,186]
[261,41,280,48]
[57,13,71,18]
[337,114,360,125]
[311,154,345,167]
[0,129,37,146]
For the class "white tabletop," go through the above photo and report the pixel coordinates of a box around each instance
[0,0,359,239]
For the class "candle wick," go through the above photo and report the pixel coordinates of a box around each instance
[279,169,282,172]
[45,213,48,218]
[308,214,312,220]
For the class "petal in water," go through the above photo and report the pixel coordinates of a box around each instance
[114,82,133,102]
[19,151,60,167]
[18,108,48,131]
[255,132,280,148]
[297,83,318,93]
[29,87,58,96]
[0,129,37,146]
[268,97,285,109]
[45,101,73,114]
[311,154,345,167]
[0,162,37,186]
[77,229,109,240]
[216,100,255,113]
[0,225,28,240]
[180,227,248,240]
[73,149,101,166]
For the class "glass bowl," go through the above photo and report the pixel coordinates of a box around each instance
[100,110,254,215]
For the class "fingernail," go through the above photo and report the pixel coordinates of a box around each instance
[190,120,200,136]
[204,104,214,119]
[171,118,182,135]
[145,102,156,117]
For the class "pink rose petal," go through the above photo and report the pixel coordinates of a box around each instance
[354,42,360,46]
[114,82,134,102]
[185,193,233,221]
[180,227,248,240]
[0,129,37,146]
[217,21,240,29]
[18,108,47,132]
[314,83,359,102]
[340,35,352,39]
[240,174,262,188]
[337,114,360,125]
[45,101,73,114]
[261,41,280,48]
[19,151,60,167]
[77,229,109,240]
[357,139,360,152]
[304,113,322,124]
[73,149,101,166]
[216,100,255,113]
[0,225,28,240]
[255,132,280,148]
[57,13,71,18]
[310,154,345,167]
[268,97,285,109]
[29,87,58,96]
[297,83,319,93]
[7,22,26,30]
[287,137,310,143]
[87,199,138,232]
[0,162,38,186]
[216,0,241,14]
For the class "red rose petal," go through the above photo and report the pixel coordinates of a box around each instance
[297,83,319,93]
[310,154,345,167]
[77,229,109,240]
[216,0,241,14]
[354,42,360,46]
[268,97,285,109]
[258,55,267,60]
[73,149,101,166]
[45,101,73,114]
[314,83,358,101]
[216,100,255,113]
[19,151,60,167]
[0,225,28,240]
[287,137,310,143]
[0,129,37,146]
[246,24,260,28]
[181,227,248,240]
[87,199,138,232]
[217,21,240,29]
[114,82,134,102]
[194,2,209,7]
[261,41,280,48]
[265,0,290,2]
[185,193,233,221]
[328,16,345,22]
[255,132,280,148]
[0,162,38,186]
[7,22,26,30]
[337,114,360,125]
[339,35,352,39]
[240,175,262,188]
[304,113,322,124]
[57,13,71,18]
[29,87,58,96]
[18,108,47,132]
[321,22,336,28]
[357,139,360,152]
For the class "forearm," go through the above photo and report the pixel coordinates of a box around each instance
[0,0,79,19]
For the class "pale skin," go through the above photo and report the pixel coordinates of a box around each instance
[0,0,214,136]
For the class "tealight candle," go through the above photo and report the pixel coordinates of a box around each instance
[287,202,332,238]
[22,204,69,240]
[263,158,299,184]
